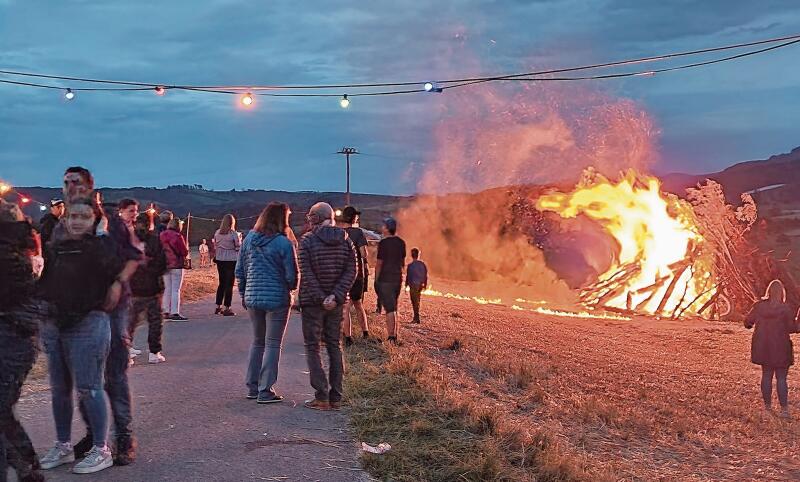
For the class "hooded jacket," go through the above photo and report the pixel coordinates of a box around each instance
[745,300,799,368]
[0,221,39,336]
[297,225,357,307]
[130,230,168,297]
[160,228,189,269]
[236,231,299,311]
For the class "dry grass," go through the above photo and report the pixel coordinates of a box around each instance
[182,264,220,302]
[346,280,800,481]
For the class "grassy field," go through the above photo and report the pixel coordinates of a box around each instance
[345,280,800,481]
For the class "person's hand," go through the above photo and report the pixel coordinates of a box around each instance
[323,295,337,311]
[241,299,247,310]
[103,280,122,312]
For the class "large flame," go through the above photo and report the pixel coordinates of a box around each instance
[537,170,715,316]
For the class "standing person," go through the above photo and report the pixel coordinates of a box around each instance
[406,248,428,324]
[340,206,370,346]
[37,198,124,474]
[199,239,210,268]
[160,218,189,321]
[129,212,168,364]
[58,167,142,467]
[236,203,299,403]
[39,198,64,247]
[116,199,142,362]
[298,202,356,411]
[0,199,44,482]
[744,279,799,419]
[375,217,406,344]
[155,210,172,236]
[213,214,240,316]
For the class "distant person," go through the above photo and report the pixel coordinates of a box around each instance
[745,279,799,419]
[199,239,210,268]
[116,199,143,362]
[298,202,356,411]
[160,218,189,321]
[38,198,124,474]
[236,202,299,403]
[213,214,241,316]
[155,210,172,236]
[406,248,428,324]
[0,199,44,482]
[340,206,370,346]
[129,212,168,364]
[375,217,406,344]
[39,198,65,246]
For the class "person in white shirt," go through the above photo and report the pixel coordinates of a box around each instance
[199,239,210,268]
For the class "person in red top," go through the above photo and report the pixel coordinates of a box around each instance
[159,218,189,321]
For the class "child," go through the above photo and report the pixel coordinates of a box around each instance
[0,199,44,482]
[405,248,428,324]
[129,212,168,364]
[37,198,124,474]
[199,239,210,268]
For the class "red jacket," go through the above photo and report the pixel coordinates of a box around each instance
[160,228,188,269]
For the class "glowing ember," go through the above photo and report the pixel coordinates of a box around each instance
[537,169,715,316]
[533,306,631,321]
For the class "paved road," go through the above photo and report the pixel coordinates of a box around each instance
[16,294,369,482]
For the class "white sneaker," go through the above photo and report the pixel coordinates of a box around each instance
[128,357,135,368]
[40,441,74,469]
[149,352,166,364]
[72,445,113,474]
[129,347,141,358]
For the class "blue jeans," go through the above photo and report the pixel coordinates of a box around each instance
[41,311,111,447]
[246,307,291,396]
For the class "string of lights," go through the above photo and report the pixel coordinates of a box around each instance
[0,33,798,108]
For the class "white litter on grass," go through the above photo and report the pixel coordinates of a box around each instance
[361,442,391,454]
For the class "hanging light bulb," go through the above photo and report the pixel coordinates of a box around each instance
[339,94,350,109]
[241,92,254,106]
[154,86,166,96]
[424,82,434,91]
[0,183,10,195]
[39,204,48,212]
[64,88,75,101]
[424,82,443,93]
[19,196,30,205]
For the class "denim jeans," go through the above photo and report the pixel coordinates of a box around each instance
[246,307,291,396]
[40,311,111,448]
[301,305,344,403]
[761,366,790,408]
[0,316,39,479]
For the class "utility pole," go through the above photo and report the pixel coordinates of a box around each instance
[337,147,359,206]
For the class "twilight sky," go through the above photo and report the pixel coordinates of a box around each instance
[1,0,798,195]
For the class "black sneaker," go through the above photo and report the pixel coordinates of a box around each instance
[73,433,93,459]
[257,394,284,404]
[170,314,189,321]
[246,389,258,399]
[113,434,137,466]
[362,331,370,339]
[344,336,354,347]
[222,308,236,317]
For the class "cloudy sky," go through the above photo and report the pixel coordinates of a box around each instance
[1,0,798,194]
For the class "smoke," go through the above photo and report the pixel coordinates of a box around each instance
[398,80,660,303]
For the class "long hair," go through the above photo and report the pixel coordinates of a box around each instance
[219,214,236,234]
[762,279,787,303]
[167,218,182,231]
[253,202,290,236]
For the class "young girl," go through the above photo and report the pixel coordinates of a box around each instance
[199,239,210,268]
[0,199,44,481]
[213,214,240,316]
[37,198,124,474]
[745,279,800,419]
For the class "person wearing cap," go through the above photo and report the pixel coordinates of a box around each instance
[340,206,370,346]
[297,202,357,411]
[375,217,406,344]
[39,198,65,246]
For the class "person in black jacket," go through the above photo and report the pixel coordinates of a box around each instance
[298,202,357,411]
[0,199,44,482]
[129,212,168,364]
[38,198,64,247]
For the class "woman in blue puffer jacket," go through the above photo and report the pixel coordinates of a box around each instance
[236,202,299,403]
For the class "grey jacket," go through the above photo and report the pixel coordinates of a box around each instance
[298,225,357,306]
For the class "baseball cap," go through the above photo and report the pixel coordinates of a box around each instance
[341,205,361,223]
[50,198,64,207]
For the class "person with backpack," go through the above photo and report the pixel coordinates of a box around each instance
[160,218,189,321]
[213,214,241,316]
[0,199,44,482]
[339,206,370,346]
[236,202,299,403]
[744,279,800,419]
[37,198,124,474]
[298,202,356,411]
[129,212,168,364]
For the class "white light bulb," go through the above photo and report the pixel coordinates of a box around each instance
[65,89,75,100]
[241,93,254,106]
[339,94,350,109]
[424,82,434,92]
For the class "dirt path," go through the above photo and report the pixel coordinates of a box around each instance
[16,294,369,482]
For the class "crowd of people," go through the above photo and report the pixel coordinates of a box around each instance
[1,164,798,481]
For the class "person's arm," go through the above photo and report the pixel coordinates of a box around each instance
[235,239,248,296]
[375,240,384,282]
[332,239,357,305]
[283,240,300,291]
[153,239,168,276]
[298,238,326,304]
[744,303,759,329]
[421,263,428,289]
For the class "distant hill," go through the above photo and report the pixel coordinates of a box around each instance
[661,146,800,203]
